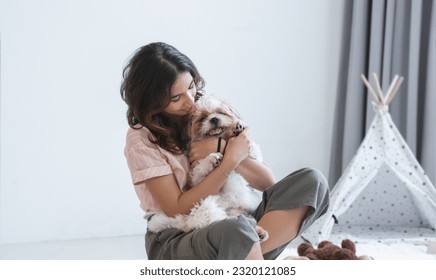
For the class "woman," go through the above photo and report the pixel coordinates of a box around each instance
[120,42,329,260]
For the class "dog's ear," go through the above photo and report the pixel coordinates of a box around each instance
[221,100,242,120]
[229,107,242,120]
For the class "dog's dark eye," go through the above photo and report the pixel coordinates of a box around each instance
[196,113,208,123]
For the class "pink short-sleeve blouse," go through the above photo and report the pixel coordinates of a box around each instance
[124,127,190,214]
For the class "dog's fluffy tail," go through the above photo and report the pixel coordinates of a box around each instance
[185,196,228,230]
[147,213,187,232]
[147,196,229,233]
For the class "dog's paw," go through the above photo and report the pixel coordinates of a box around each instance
[233,123,245,135]
[189,153,222,186]
[208,152,222,167]
[255,225,269,242]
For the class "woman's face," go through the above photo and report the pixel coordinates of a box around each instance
[163,72,196,117]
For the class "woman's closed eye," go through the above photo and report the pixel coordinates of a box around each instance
[171,95,181,102]
[171,81,195,102]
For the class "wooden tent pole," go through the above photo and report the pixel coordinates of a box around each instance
[372,73,386,105]
[360,74,380,103]
[385,75,399,102]
[386,76,404,105]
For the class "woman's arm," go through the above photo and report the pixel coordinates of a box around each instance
[235,158,276,191]
[147,130,251,217]
[189,129,275,191]
[145,159,234,217]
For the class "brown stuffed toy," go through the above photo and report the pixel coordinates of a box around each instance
[297,239,373,260]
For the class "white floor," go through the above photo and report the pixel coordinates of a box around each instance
[1,235,435,260]
[0,235,146,260]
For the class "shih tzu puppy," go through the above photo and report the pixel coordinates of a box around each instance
[147,96,268,242]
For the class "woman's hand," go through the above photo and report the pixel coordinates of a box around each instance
[227,127,276,190]
[189,137,227,164]
[222,128,251,167]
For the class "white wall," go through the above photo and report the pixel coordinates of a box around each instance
[0,0,344,244]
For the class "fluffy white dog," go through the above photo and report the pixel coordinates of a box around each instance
[147,96,268,242]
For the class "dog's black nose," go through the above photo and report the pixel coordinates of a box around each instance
[210,117,219,125]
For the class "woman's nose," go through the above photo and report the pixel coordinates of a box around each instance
[184,92,195,107]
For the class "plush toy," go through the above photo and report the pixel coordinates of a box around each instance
[297,239,373,260]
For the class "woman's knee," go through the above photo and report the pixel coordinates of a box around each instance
[303,168,330,215]
[287,167,328,189]
[306,168,329,191]
[288,168,330,208]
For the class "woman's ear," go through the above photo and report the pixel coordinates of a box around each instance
[194,91,204,102]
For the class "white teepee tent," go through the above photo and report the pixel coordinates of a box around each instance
[303,73,436,245]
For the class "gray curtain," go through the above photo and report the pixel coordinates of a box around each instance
[329,0,436,187]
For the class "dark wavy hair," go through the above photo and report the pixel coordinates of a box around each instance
[120,42,204,154]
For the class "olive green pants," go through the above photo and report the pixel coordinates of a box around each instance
[145,168,330,259]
